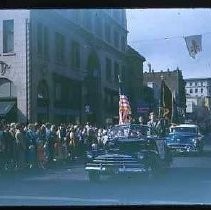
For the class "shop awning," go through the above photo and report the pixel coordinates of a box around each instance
[0,101,16,116]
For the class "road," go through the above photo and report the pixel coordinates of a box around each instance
[0,134,211,206]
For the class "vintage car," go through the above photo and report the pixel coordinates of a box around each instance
[166,124,204,155]
[85,124,172,182]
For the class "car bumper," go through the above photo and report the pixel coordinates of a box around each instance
[85,165,147,174]
[167,145,198,153]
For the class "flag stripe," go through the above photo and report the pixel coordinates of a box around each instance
[119,94,131,124]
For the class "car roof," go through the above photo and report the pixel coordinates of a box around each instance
[173,124,198,128]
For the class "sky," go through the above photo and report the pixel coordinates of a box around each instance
[126,9,211,79]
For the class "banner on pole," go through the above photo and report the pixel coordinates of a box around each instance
[184,35,202,59]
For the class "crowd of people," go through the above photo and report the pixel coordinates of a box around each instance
[0,121,107,173]
[0,112,186,174]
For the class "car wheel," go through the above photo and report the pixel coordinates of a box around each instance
[88,171,100,182]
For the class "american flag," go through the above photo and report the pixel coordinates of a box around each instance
[119,94,131,124]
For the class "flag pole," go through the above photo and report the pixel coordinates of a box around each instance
[171,90,175,124]
[118,74,122,95]
[118,74,122,125]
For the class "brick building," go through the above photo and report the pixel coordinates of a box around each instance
[143,68,186,118]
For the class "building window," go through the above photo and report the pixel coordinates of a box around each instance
[121,36,126,52]
[114,62,119,83]
[121,65,126,82]
[3,19,14,53]
[37,23,49,59]
[37,23,43,55]
[94,15,102,38]
[71,41,80,69]
[43,26,49,60]
[105,22,111,43]
[189,82,192,86]
[112,9,121,21]
[55,32,65,63]
[201,88,203,93]
[71,10,80,23]
[106,58,112,81]
[195,88,198,93]
[113,30,120,49]
[82,11,92,31]
[55,83,61,101]
[190,89,193,93]
[121,10,125,24]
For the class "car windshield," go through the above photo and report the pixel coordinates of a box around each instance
[172,127,197,134]
[108,124,149,139]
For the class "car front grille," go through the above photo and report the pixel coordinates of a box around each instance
[167,143,197,151]
[86,156,144,169]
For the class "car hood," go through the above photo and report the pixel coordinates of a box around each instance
[106,139,149,155]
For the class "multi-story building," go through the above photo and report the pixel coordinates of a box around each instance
[125,45,145,121]
[143,68,186,118]
[185,78,211,98]
[185,78,211,124]
[0,9,128,125]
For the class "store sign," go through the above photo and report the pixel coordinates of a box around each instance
[137,107,149,113]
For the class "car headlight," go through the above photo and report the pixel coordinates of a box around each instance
[137,153,144,160]
[86,152,93,159]
[191,138,198,146]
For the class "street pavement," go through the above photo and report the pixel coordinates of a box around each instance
[0,133,211,206]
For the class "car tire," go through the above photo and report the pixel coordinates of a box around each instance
[88,171,100,182]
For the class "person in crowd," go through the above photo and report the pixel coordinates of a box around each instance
[139,116,145,126]
[147,112,159,136]
[68,125,76,160]
[37,124,47,169]
[25,123,37,169]
[97,128,104,149]
[15,123,27,170]
[9,123,18,170]
[156,117,170,137]
[50,124,58,162]
[0,123,6,172]
[3,124,15,171]
[57,124,68,163]
[45,123,55,166]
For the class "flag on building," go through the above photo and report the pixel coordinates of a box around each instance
[184,35,202,59]
[118,75,131,125]
[160,79,172,120]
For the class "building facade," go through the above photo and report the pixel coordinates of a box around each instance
[185,78,211,126]
[125,45,145,121]
[0,9,128,125]
[143,68,186,118]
